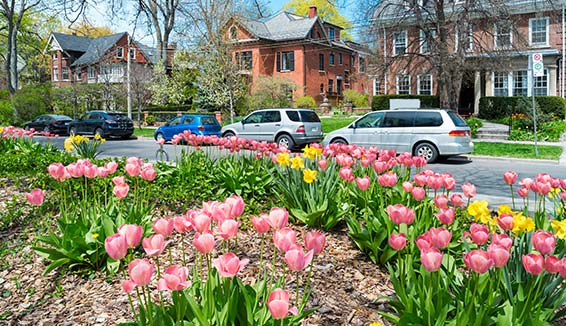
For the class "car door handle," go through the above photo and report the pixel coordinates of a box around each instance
[254,124,260,127]
[275,124,281,126]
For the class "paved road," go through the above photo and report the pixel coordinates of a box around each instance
[36,136,566,210]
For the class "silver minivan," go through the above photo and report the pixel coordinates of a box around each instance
[221,108,323,149]
[322,108,474,162]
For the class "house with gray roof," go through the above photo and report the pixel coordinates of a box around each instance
[227,6,371,106]
[46,32,158,87]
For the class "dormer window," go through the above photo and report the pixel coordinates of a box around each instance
[129,48,136,61]
[328,27,335,40]
[116,47,124,58]
[229,26,238,40]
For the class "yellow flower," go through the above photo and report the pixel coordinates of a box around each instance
[302,144,322,161]
[512,212,535,234]
[64,137,75,152]
[552,219,566,240]
[92,233,99,239]
[498,205,512,215]
[290,156,304,169]
[276,152,290,166]
[369,323,384,326]
[303,169,317,183]
[100,137,106,144]
[467,200,490,223]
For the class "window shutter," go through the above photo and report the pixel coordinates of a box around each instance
[290,51,295,71]
[276,52,281,72]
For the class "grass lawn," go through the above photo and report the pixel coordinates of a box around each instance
[473,141,563,160]
[321,117,356,134]
[134,127,156,138]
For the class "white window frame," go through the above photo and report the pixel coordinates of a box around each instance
[74,69,81,81]
[87,66,96,79]
[466,24,474,51]
[420,30,435,54]
[53,66,59,81]
[512,70,528,96]
[396,74,411,94]
[417,74,432,95]
[393,30,407,56]
[129,48,136,61]
[494,22,512,49]
[529,17,549,47]
[492,70,549,97]
[534,69,549,96]
[492,71,510,96]
[61,67,69,80]
[116,47,124,58]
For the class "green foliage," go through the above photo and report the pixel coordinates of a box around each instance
[12,84,52,125]
[0,100,14,125]
[283,0,353,40]
[145,114,156,126]
[65,135,105,159]
[464,117,483,138]
[343,89,369,108]
[293,96,316,109]
[246,76,297,110]
[479,96,566,120]
[321,117,356,134]
[372,95,440,111]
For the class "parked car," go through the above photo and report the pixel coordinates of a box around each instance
[23,114,73,135]
[154,114,222,142]
[221,108,323,149]
[322,108,474,163]
[68,111,134,139]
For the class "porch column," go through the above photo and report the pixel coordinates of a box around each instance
[474,71,481,116]
[549,66,557,96]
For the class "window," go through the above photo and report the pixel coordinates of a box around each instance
[229,26,238,40]
[243,112,263,124]
[420,29,435,54]
[383,111,415,128]
[393,30,407,55]
[116,47,124,58]
[53,67,59,81]
[396,74,410,94]
[276,51,294,71]
[493,71,509,96]
[320,83,324,93]
[466,25,474,51]
[328,79,334,93]
[87,66,96,79]
[355,112,384,128]
[235,51,252,70]
[351,55,355,67]
[534,69,548,96]
[373,79,382,95]
[263,110,281,123]
[417,74,432,95]
[359,57,366,72]
[529,17,549,46]
[52,53,57,60]
[495,22,512,49]
[75,70,81,81]
[338,53,343,65]
[329,53,335,65]
[329,27,335,40]
[513,70,528,96]
[319,54,324,71]
[344,71,350,85]
[129,48,136,61]
[415,112,443,127]
[61,67,69,80]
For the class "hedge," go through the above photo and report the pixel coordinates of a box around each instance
[478,96,566,120]
[371,94,440,111]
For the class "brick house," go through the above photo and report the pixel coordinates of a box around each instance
[372,1,564,115]
[45,32,159,87]
[227,6,371,106]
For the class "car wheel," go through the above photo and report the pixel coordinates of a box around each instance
[414,142,438,163]
[331,138,348,145]
[276,134,295,149]
[121,134,132,140]
[155,132,165,142]
[69,127,77,136]
[223,131,235,138]
[94,128,104,138]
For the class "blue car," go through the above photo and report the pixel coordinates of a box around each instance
[154,114,222,142]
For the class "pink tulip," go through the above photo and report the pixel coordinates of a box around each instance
[66,163,84,178]
[104,233,128,260]
[216,219,240,239]
[496,214,514,231]
[317,159,328,171]
[142,234,168,257]
[544,255,561,274]
[372,161,388,174]
[443,175,456,190]
[339,167,354,182]
[284,246,314,271]
[356,176,370,191]
[121,280,136,293]
[386,204,415,225]
[532,230,556,255]
[125,162,141,177]
[225,195,245,218]
[193,232,215,254]
[48,162,67,181]
[435,208,455,225]
[388,233,407,251]
[191,212,211,233]
[522,253,544,275]
[173,215,193,233]
[267,288,298,320]
[140,165,156,181]
[267,207,289,230]
[420,247,443,272]
[464,250,493,273]
[305,230,326,255]
[492,233,513,250]
[251,214,271,234]
[517,187,529,198]
[402,181,414,193]
[434,194,448,209]
[559,258,566,278]
[412,187,426,201]
[83,164,98,178]
[450,194,465,207]
[429,227,452,249]
[158,265,190,291]
[503,171,518,185]
[378,172,397,187]
[469,223,490,245]
[416,233,432,251]
[128,258,153,286]
[118,224,143,248]
[462,183,476,198]
[488,244,510,268]
[105,161,118,174]
[113,184,130,199]
[153,218,174,237]
[112,176,126,186]
[213,252,249,278]
[26,188,45,206]
[273,227,297,252]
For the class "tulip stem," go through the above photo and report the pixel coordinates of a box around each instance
[510,185,516,210]
[302,260,314,305]
[295,272,300,307]
[270,247,277,289]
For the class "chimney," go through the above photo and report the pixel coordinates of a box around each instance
[309,6,317,18]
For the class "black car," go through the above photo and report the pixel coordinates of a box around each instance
[24,114,73,135]
[68,111,134,139]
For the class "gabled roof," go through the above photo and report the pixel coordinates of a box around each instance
[49,32,92,52]
[238,12,320,41]
[71,32,127,67]
[134,41,159,65]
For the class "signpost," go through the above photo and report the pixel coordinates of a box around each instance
[531,53,542,157]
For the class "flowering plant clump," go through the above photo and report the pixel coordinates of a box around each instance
[64,134,105,159]
[105,196,325,325]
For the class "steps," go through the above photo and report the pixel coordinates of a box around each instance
[475,122,510,140]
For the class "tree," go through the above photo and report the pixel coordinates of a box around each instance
[282,0,353,40]
[62,19,114,37]
[248,76,297,109]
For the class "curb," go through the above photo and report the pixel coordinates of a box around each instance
[469,155,562,166]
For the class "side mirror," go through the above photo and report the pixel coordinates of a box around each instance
[350,122,357,129]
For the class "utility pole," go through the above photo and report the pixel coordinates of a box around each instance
[127,33,132,119]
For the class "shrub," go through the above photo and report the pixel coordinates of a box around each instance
[0,100,14,125]
[464,117,483,138]
[479,96,565,120]
[145,114,156,126]
[12,85,52,125]
[343,89,369,108]
[372,95,440,111]
[293,96,317,109]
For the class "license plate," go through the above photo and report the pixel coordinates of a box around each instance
[312,127,318,131]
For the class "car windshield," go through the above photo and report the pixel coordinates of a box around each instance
[299,111,320,122]
[446,111,468,127]
[107,113,128,120]
[200,117,219,125]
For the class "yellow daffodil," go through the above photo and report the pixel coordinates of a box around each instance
[512,212,535,234]
[303,169,317,183]
[92,233,99,239]
[467,200,491,223]
[302,144,322,161]
[551,219,566,240]
[290,156,304,169]
[498,205,512,215]
[64,137,75,152]
[369,322,384,326]
[276,152,290,166]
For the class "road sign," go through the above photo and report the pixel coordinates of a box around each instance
[533,53,544,77]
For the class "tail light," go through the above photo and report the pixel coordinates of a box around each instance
[448,130,468,137]
[197,125,205,131]
[52,121,64,125]
[295,125,305,133]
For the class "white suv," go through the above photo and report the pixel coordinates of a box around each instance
[221,108,323,149]
[322,108,474,162]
